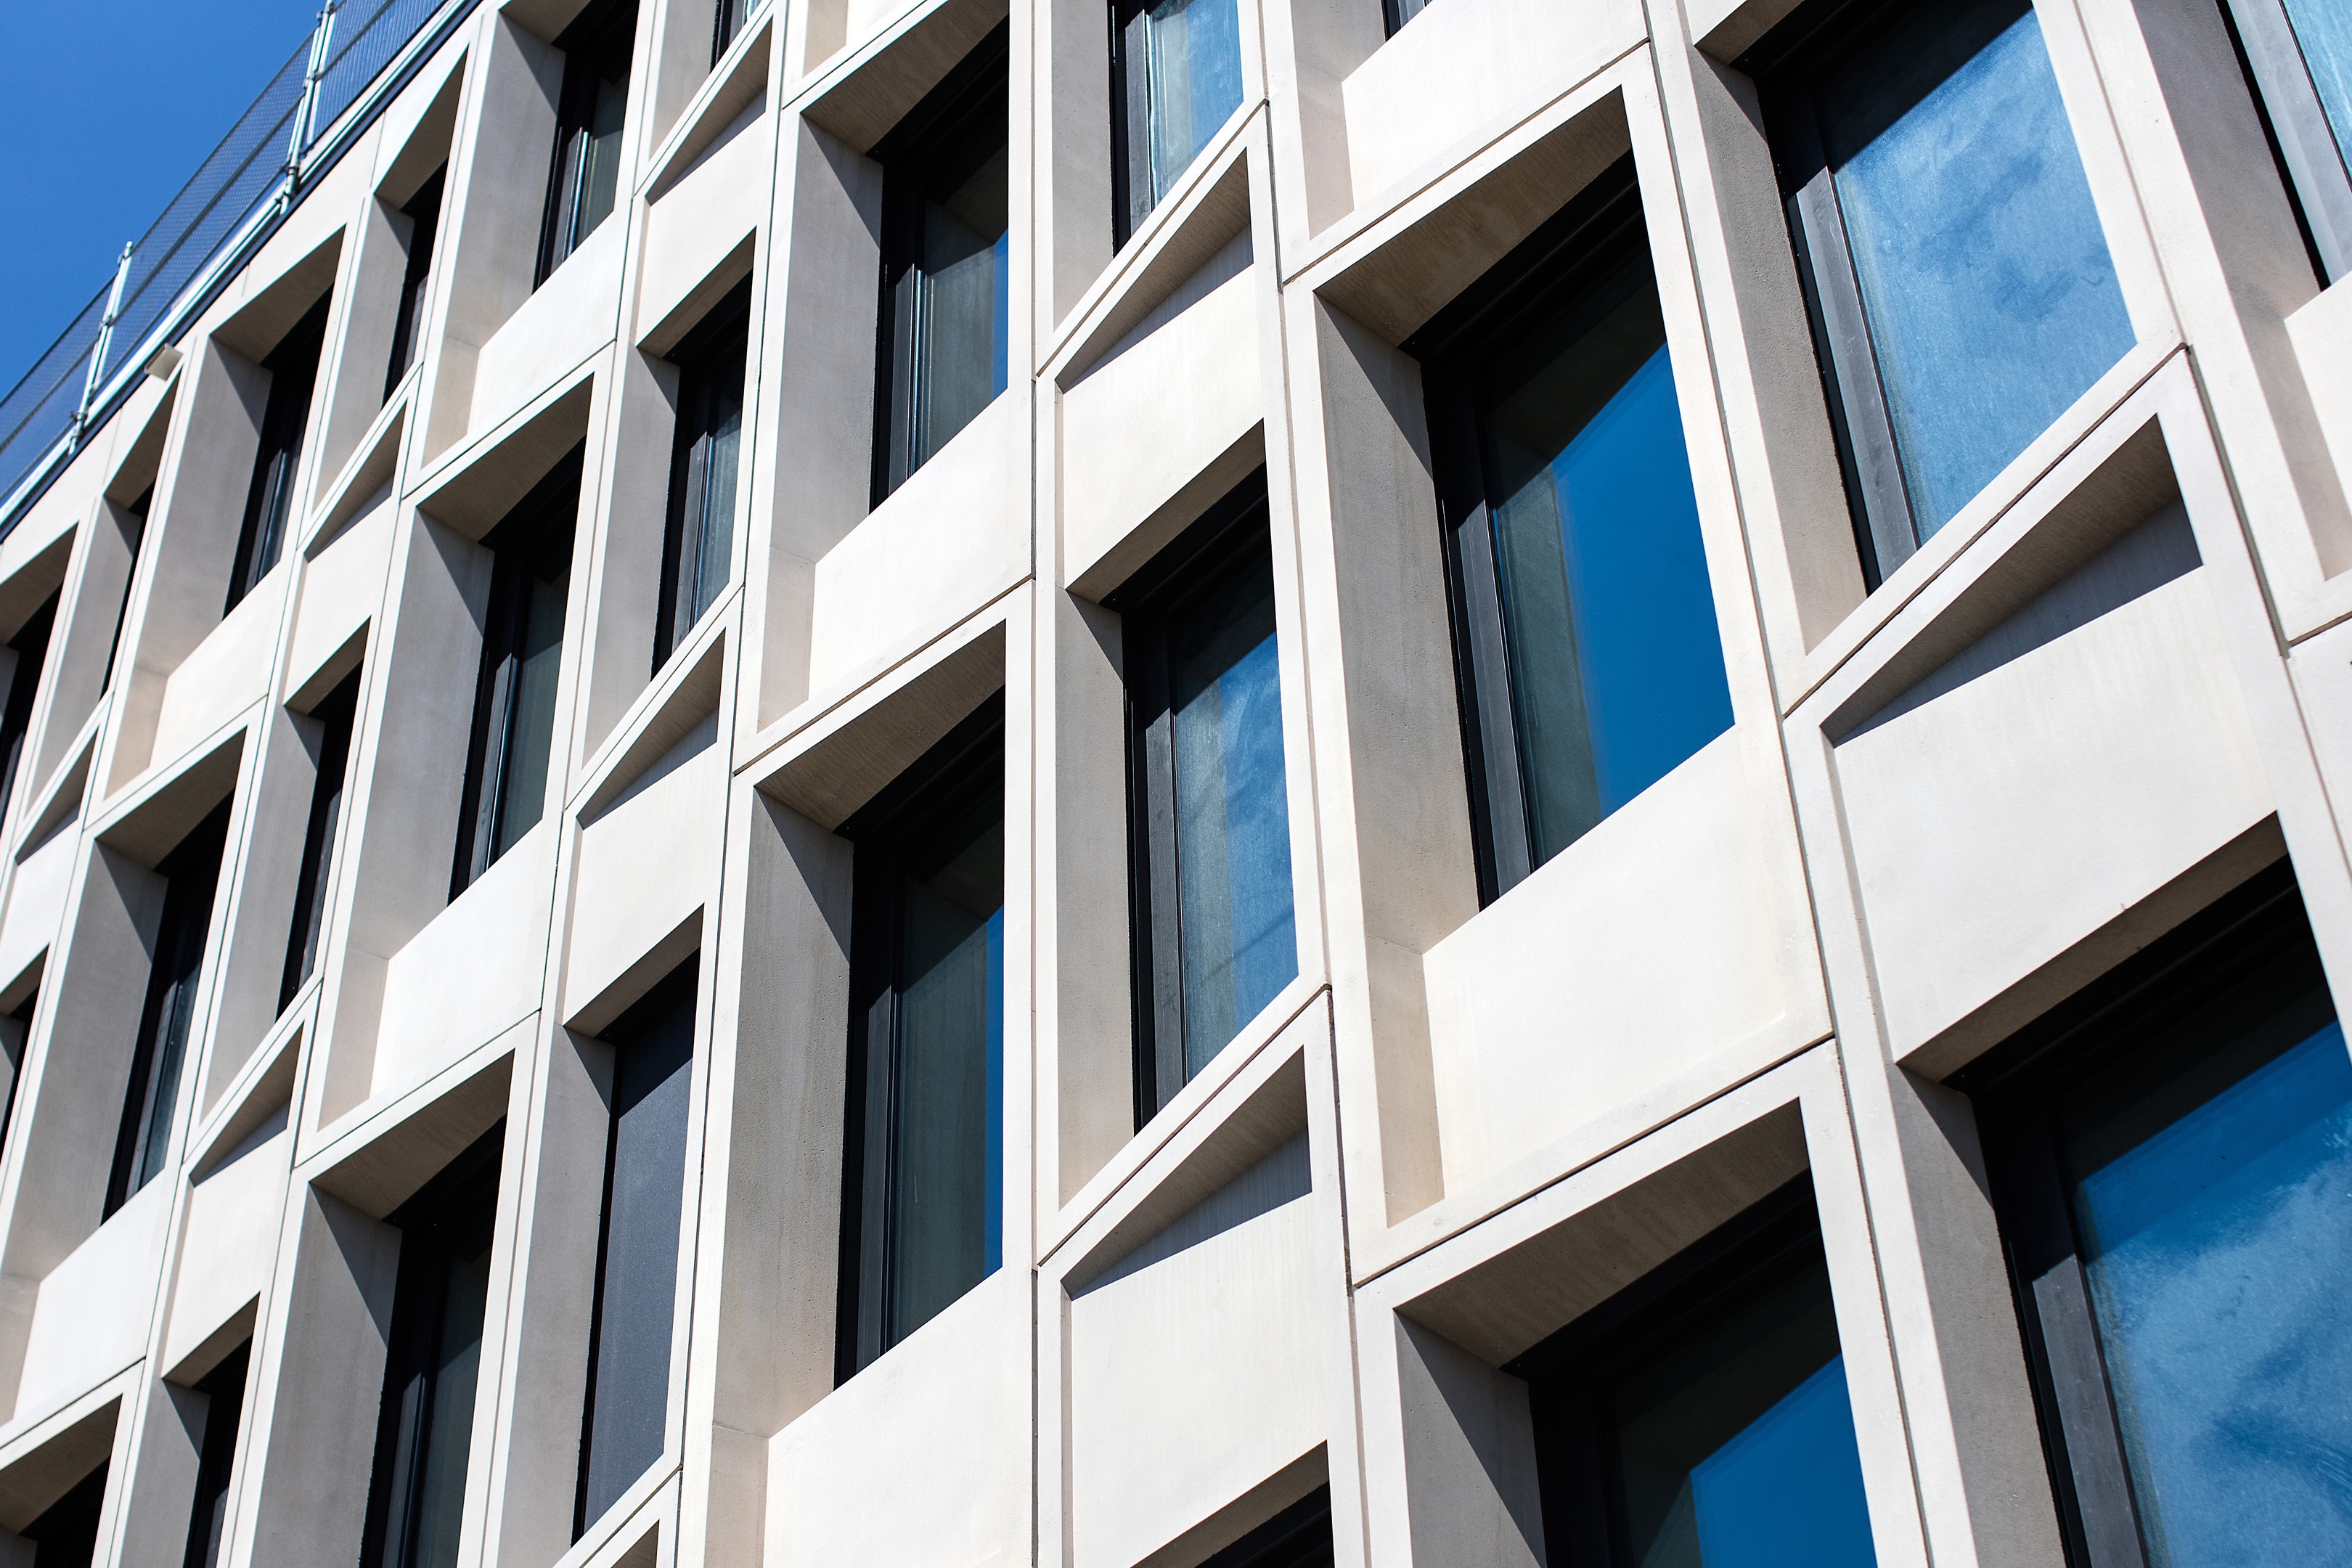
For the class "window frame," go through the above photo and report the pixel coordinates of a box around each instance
[711,0,750,65]
[2221,0,2352,282]
[384,166,446,401]
[653,278,752,671]
[226,295,332,613]
[281,666,363,1011]
[0,592,59,821]
[536,0,640,285]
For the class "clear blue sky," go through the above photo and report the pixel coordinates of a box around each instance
[0,0,321,391]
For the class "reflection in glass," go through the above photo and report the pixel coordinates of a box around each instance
[2279,0,2352,168]
[657,283,750,668]
[1115,0,1242,240]
[541,0,637,280]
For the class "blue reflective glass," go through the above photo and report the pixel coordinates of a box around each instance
[1143,0,1242,203]
[1826,4,2133,536]
[2281,0,2352,169]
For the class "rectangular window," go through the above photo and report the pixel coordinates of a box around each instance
[1108,472,1297,1125]
[0,992,33,1172]
[1961,865,2352,1568]
[106,799,232,1217]
[227,295,332,613]
[655,280,751,670]
[182,1343,251,1568]
[102,487,151,694]
[575,961,697,1535]
[1406,155,1734,904]
[1109,0,1242,245]
[711,0,749,63]
[1742,0,2136,583]
[281,667,362,1010]
[384,167,446,401]
[0,592,59,818]
[2224,0,2352,280]
[871,23,1009,502]
[25,1462,108,1567]
[1511,1176,1880,1568]
[539,0,638,283]
[452,449,579,897]
[837,695,1004,1378]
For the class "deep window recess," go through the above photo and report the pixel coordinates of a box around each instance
[1741,0,2136,585]
[836,695,1005,1379]
[0,592,60,819]
[539,0,638,283]
[575,961,698,1535]
[181,1344,252,1568]
[24,1462,109,1568]
[1108,471,1297,1126]
[0,992,33,1171]
[1109,0,1242,245]
[452,449,580,897]
[385,167,446,400]
[1405,155,1734,905]
[1958,863,2352,1568]
[1510,1175,1880,1568]
[226,295,332,613]
[102,488,152,694]
[2223,0,2352,281]
[281,667,363,1010]
[655,280,751,669]
[359,1124,503,1568]
[712,0,750,62]
[871,23,1010,502]
[106,799,232,1217]
[1202,1488,1336,1567]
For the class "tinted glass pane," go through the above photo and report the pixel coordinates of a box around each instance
[575,71,629,245]
[915,146,1010,469]
[1142,0,1241,204]
[693,373,741,624]
[1824,1,2133,536]
[494,574,566,859]
[2281,0,2352,169]
[1170,558,1295,1074]
[409,1225,491,1568]
[1479,256,1732,865]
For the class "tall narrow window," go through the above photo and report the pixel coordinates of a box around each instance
[106,799,232,1217]
[1109,472,1297,1125]
[654,281,750,669]
[2225,0,2352,281]
[227,295,331,612]
[0,592,59,819]
[1407,155,1734,904]
[0,992,33,1171]
[24,1463,108,1567]
[1963,865,2352,1568]
[181,1343,251,1568]
[576,961,697,1535]
[281,667,362,1010]
[539,0,638,283]
[838,696,1004,1378]
[1744,0,2136,583]
[384,167,446,400]
[452,450,579,897]
[872,23,1009,502]
[1381,0,1429,35]
[711,0,749,62]
[1513,1177,1880,1568]
[101,488,151,693]
[1110,0,1242,243]
[359,1125,502,1568]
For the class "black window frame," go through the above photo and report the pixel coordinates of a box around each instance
[537,0,640,286]
[711,0,750,63]
[181,1342,252,1568]
[384,166,447,401]
[281,666,363,1011]
[653,278,753,672]
[2218,0,2352,284]
[0,591,60,821]
[227,295,332,613]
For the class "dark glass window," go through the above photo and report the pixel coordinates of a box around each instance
[360,1124,502,1568]
[711,0,749,62]
[101,488,152,695]
[1511,1176,1879,1568]
[0,592,59,818]
[181,1343,251,1568]
[871,24,1009,502]
[1204,1488,1335,1567]
[24,1462,108,1568]
[106,799,232,1217]
[1961,865,2352,1568]
[452,450,579,896]
[385,167,446,400]
[655,281,751,670]
[837,696,1004,1377]
[227,295,331,613]
[1108,472,1297,1124]
[1381,0,1429,35]
[539,0,638,283]
[0,991,33,1172]
[281,667,362,1010]
[1742,0,2136,583]
[1110,0,1242,244]
[2224,0,2352,282]
[575,962,698,1534]
[1406,155,1733,904]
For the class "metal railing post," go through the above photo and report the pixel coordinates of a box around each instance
[284,0,343,196]
[72,242,137,449]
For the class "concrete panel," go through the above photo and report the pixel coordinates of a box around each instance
[568,713,724,1014]
[640,101,770,338]
[150,571,287,769]
[468,217,625,440]
[286,494,396,698]
[0,830,75,993]
[16,1185,170,1421]
[160,1119,290,1376]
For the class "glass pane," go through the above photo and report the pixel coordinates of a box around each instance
[1612,1263,1879,1568]
[493,573,567,859]
[2281,0,2352,170]
[915,142,1010,468]
[693,367,743,623]
[1143,0,1242,205]
[1823,1,2133,537]
[136,968,198,1190]
[1479,256,1733,867]
[2061,972,2352,1568]
[1170,558,1296,1076]
[409,1228,492,1568]
[574,70,629,248]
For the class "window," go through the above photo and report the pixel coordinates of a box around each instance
[385,167,446,400]
[1382,0,1428,34]
[0,592,59,818]
[452,449,579,896]
[101,487,151,693]
[576,961,697,1535]
[1204,1488,1335,1567]
[281,667,362,1010]
[871,23,1009,502]
[1405,155,1734,903]
[1108,472,1297,1124]
[227,295,331,613]
[182,1344,251,1568]
[837,695,1004,1378]
[1742,0,2136,584]
[0,992,33,1170]
[1110,0,1242,245]
[106,799,232,1217]
[360,1124,502,1568]
[654,280,750,669]
[711,0,750,63]
[1511,1176,1879,1568]
[539,0,638,282]
[24,1462,108,1568]
[1960,865,2352,1568]
[2224,0,2352,281]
